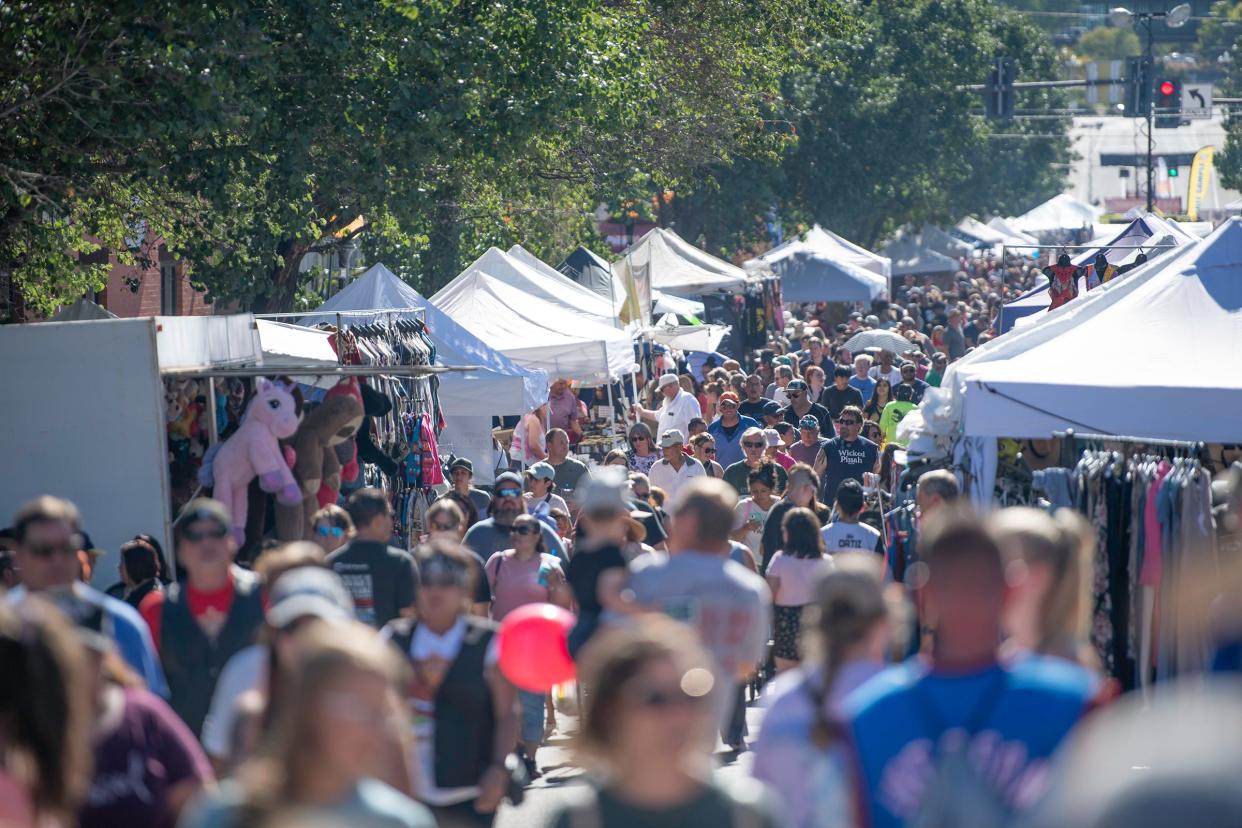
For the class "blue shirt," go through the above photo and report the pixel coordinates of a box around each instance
[846,657,1094,828]
[849,375,877,405]
[7,583,168,698]
[707,415,761,469]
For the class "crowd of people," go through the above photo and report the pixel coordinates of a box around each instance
[2,256,1239,828]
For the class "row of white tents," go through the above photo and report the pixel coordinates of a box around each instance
[901,215,1242,506]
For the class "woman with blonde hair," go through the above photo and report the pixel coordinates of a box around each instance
[548,618,779,828]
[752,555,893,828]
[182,622,431,827]
[991,507,1096,669]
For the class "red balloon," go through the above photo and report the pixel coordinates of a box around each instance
[497,603,576,692]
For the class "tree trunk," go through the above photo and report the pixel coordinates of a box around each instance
[252,240,307,313]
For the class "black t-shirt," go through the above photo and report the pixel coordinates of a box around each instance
[326,540,419,629]
[821,385,865,419]
[820,436,879,504]
[627,498,667,546]
[780,401,833,436]
[565,542,627,615]
[737,397,773,420]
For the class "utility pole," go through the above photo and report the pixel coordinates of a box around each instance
[1144,15,1154,212]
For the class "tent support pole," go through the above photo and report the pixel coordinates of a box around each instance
[606,382,617,440]
[206,383,220,446]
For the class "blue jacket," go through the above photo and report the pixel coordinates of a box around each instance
[707,415,761,469]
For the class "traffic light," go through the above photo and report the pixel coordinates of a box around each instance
[985,57,1016,120]
[1155,78,1182,128]
[1124,56,1152,119]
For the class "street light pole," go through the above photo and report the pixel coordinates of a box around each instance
[1144,15,1154,212]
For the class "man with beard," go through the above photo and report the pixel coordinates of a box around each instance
[463,472,567,563]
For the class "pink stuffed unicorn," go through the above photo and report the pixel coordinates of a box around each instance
[208,378,302,544]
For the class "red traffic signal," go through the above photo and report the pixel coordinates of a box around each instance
[1159,80,1176,97]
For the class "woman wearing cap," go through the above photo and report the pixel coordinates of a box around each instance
[751,557,892,828]
[624,423,659,474]
[484,514,571,779]
[547,618,779,828]
[383,540,518,827]
[523,462,570,522]
[183,623,433,828]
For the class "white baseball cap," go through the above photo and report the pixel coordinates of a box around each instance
[657,373,680,390]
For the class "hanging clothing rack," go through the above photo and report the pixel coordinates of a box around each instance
[1054,429,1204,451]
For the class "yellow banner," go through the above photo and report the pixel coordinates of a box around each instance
[1186,146,1215,221]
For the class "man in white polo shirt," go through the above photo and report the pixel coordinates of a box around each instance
[647,429,705,503]
[631,373,701,441]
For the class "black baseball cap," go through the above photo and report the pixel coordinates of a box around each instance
[448,457,473,473]
[173,498,231,537]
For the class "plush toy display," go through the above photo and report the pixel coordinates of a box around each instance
[323,378,364,501]
[274,378,365,540]
[201,378,303,544]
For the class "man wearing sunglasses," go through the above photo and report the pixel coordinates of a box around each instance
[779,379,832,436]
[722,427,787,497]
[139,497,264,734]
[463,472,567,565]
[820,405,879,506]
[7,496,167,697]
[707,391,760,469]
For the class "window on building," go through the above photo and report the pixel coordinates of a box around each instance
[160,261,178,315]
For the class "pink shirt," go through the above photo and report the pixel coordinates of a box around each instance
[484,550,563,621]
[769,450,796,471]
[766,551,832,607]
[547,389,581,431]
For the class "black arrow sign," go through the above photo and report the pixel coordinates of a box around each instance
[1190,88,1207,108]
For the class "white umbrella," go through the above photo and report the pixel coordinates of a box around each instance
[843,329,916,355]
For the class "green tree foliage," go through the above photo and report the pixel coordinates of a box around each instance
[1198,1,1242,189]
[1075,26,1141,61]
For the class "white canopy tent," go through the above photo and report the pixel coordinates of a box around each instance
[955,217,1010,247]
[652,291,705,317]
[444,246,622,329]
[921,224,975,259]
[1010,193,1103,235]
[614,227,750,299]
[51,297,117,321]
[943,218,1242,442]
[432,269,633,385]
[986,216,1040,247]
[804,225,892,279]
[882,236,959,276]
[748,230,887,302]
[299,263,548,414]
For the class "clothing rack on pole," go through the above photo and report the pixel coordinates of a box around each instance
[1053,429,1204,451]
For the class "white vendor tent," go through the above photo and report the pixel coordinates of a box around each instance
[1010,193,1103,235]
[614,227,750,298]
[300,263,547,414]
[955,217,1011,247]
[987,216,1040,246]
[503,244,625,327]
[748,232,887,302]
[944,217,1242,442]
[804,225,892,279]
[921,224,975,259]
[432,268,633,385]
[882,236,959,276]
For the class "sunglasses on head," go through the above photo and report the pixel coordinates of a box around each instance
[743,441,765,448]
[315,525,345,538]
[511,524,539,536]
[496,487,522,498]
[718,400,737,408]
[183,525,229,543]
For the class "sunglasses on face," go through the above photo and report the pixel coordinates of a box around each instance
[315,525,345,538]
[742,441,765,449]
[630,435,649,442]
[496,488,522,498]
[702,447,717,454]
[511,524,540,536]
[718,401,737,408]
[183,525,229,543]
[429,520,460,532]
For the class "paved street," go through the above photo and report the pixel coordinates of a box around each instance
[496,699,765,827]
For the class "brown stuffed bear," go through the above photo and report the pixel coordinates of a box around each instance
[274,386,364,541]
